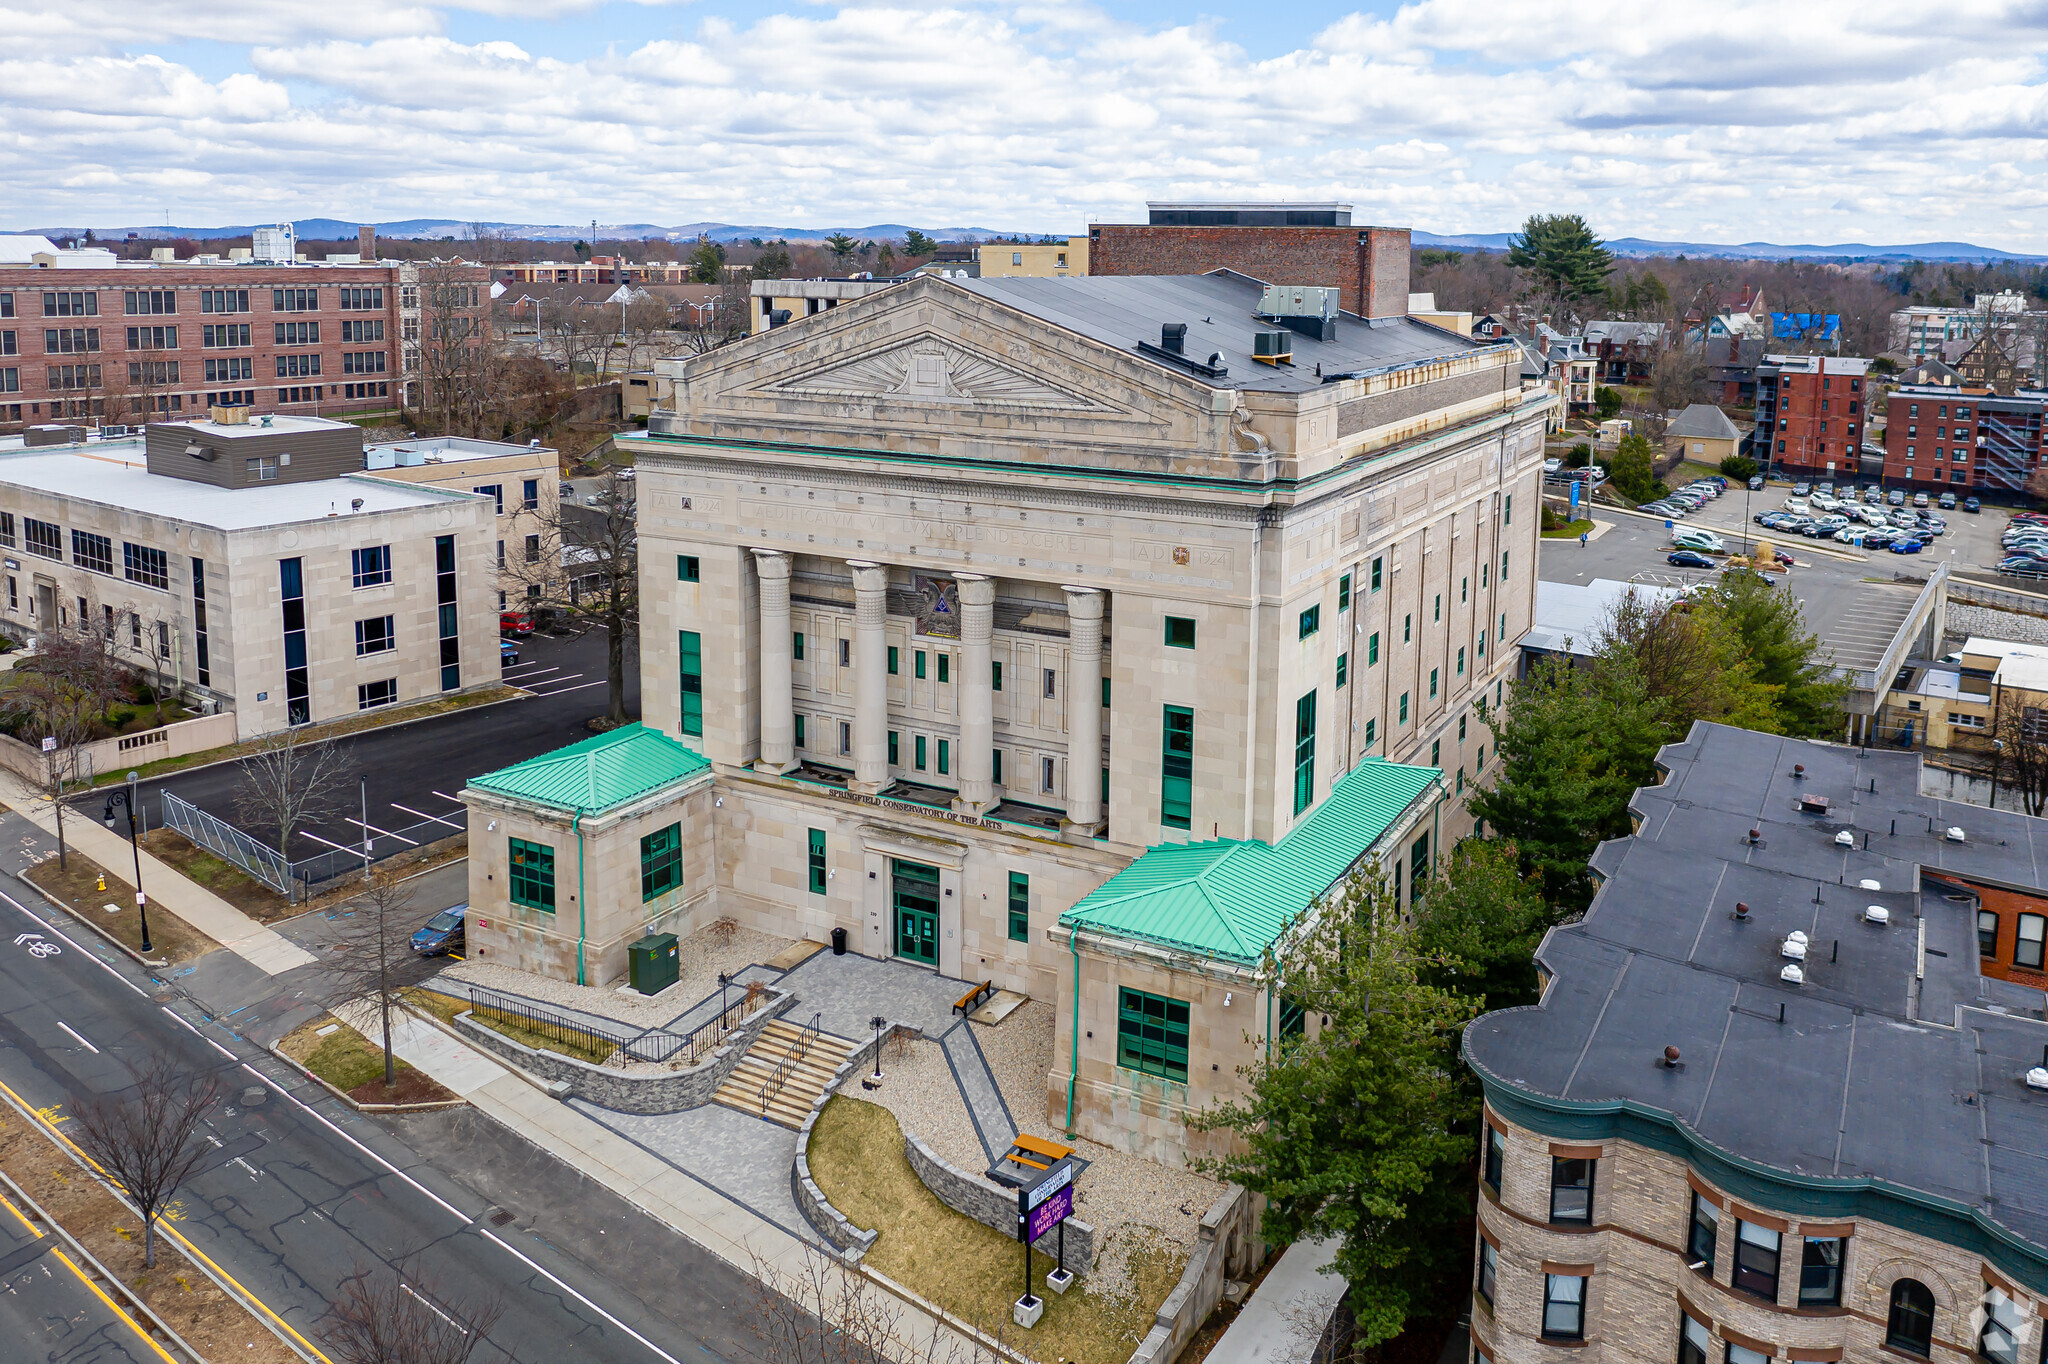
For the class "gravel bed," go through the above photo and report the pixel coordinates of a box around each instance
[1947,603,2048,648]
[435,921,796,1030]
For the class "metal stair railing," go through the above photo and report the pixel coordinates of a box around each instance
[757,1012,822,1114]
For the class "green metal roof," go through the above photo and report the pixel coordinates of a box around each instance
[468,723,710,816]
[1059,759,1442,965]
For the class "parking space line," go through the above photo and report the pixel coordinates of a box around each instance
[389,803,464,831]
[346,817,419,848]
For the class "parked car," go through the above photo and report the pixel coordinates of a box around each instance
[1674,529,1726,553]
[500,611,535,636]
[1772,549,1797,566]
[1863,486,1884,503]
[1749,474,1766,491]
[2000,557,2048,579]
[1543,457,1563,475]
[410,905,466,956]
[1793,482,1812,497]
[1668,549,1716,568]
[1890,537,1925,554]
[1889,489,1907,505]
[1965,496,1983,513]
[1922,516,1948,535]
[501,639,520,665]
[1939,491,1958,509]
[1810,494,1840,512]
[558,481,575,497]
[1913,491,1931,507]
[1859,530,1896,549]
[1784,498,1811,515]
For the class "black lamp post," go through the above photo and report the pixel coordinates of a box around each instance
[102,770,149,954]
[718,971,732,1030]
[871,1015,886,1080]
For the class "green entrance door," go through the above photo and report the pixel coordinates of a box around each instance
[891,858,940,966]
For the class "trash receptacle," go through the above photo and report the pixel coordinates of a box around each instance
[831,926,847,956]
[628,932,680,995]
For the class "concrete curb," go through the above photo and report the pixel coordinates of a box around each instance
[266,1036,469,1114]
[396,999,573,1100]
[12,864,172,969]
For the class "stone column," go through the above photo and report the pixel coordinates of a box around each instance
[751,549,796,774]
[1062,586,1104,840]
[954,574,996,816]
[849,560,890,793]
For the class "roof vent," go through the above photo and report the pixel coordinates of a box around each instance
[1864,905,1890,925]
[1781,963,1806,985]
[1798,793,1830,814]
[1734,901,1750,919]
[1860,879,1881,890]
[1834,830,1854,847]
[1747,828,1761,844]
[1160,323,1187,356]
[1947,826,1967,843]
[2028,1068,2048,1091]
[1661,1045,1682,1068]
[1781,935,1808,962]
[350,498,364,511]
[1794,763,1806,777]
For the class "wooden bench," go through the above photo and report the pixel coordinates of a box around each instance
[952,980,996,1017]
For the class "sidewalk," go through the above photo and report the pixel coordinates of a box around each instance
[1205,1238,1345,1364]
[350,997,1003,1364]
[0,768,316,975]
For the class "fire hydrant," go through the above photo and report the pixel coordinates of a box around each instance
[95,873,106,892]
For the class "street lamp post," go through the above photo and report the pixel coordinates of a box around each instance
[102,770,149,954]
[871,1015,886,1081]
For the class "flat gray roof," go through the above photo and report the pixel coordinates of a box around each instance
[156,414,358,442]
[0,448,475,531]
[958,273,1494,394]
[1465,721,2048,1250]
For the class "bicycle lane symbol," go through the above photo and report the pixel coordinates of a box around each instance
[12,933,60,959]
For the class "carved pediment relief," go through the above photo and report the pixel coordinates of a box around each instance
[765,336,1104,410]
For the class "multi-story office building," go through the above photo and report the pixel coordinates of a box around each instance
[976,240,1089,277]
[1465,722,2048,1364]
[1753,355,1871,477]
[1088,203,1411,319]
[0,239,490,431]
[1889,294,2034,361]
[459,265,1553,1162]
[1881,384,2048,493]
[0,414,499,737]
[364,435,562,611]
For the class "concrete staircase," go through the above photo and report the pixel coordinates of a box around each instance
[714,1016,854,1129]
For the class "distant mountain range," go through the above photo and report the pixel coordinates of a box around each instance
[10,217,2044,264]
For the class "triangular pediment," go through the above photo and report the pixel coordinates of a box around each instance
[764,335,1105,411]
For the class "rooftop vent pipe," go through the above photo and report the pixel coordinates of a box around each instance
[1781,963,1806,985]
[1835,830,1854,846]
[1747,828,1761,844]
[1734,901,1751,919]
[1661,1046,1682,1068]
[1947,826,1967,843]
[1794,763,1806,777]
[1160,323,1187,356]
[2028,1068,2048,1091]
[1864,905,1890,925]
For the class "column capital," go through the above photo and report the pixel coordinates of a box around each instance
[750,547,792,577]
[1061,584,1104,619]
[957,573,995,607]
[848,560,888,590]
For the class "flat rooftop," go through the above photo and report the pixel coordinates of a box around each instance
[960,272,1493,394]
[1465,721,2048,1250]
[365,435,555,468]
[0,446,476,531]
[1523,578,1683,659]
[159,414,358,442]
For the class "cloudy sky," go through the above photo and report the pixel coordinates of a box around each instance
[8,0,2048,248]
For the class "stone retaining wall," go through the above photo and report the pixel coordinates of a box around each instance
[788,1021,922,1259]
[1127,1184,1257,1364]
[904,1133,1096,1273]
[452,988,794,1114]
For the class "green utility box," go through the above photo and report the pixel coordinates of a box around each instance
[628,932,679,995]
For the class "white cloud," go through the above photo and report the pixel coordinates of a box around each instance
[4,0,2048,249]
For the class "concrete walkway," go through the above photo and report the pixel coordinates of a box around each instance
[0,768,316,974]
[1206,1238,1345,1364]
[938,1019,1016,1164]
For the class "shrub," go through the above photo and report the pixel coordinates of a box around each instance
[1566,442,1593,468]
[1594,387,1624,420]
[1719,455,1758,481]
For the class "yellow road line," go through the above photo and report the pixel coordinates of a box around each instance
[0,1076,331,1364]
[50,1247,179,1364]
[0,1189,42,1238]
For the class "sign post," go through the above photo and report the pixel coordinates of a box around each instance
[1015,1159,1076,1325]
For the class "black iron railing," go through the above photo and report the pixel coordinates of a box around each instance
[467,986,628,1062]
[758,1012,821,1113]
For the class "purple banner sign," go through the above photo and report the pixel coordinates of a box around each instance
[1026,1183,1073,1243]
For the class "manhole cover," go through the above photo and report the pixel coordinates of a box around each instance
[489,1210,515,1227]
[241,1086,268,1107]
[153,993,174,1003]
[328,943,350,952]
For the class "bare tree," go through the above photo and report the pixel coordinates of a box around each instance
[503,467,637,726]
[319,865,422,1088]
[232,727,357,867]
[320,1256,504,1364]
[8,621,130,867]
[65,1052,221,1269]
[746,1246,1012,1364]
[1993,701,2048,817]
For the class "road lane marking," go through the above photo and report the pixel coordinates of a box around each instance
[53,1247,181,1364]
[56,1022,98,1054]
[234,1063,468,1221]
[481,1228,683,1364]
[525,679,608,697]
[0,890,143,996]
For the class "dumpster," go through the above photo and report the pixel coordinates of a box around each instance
[832,926,848,955]
[628,932,680,995]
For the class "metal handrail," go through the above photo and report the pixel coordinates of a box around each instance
[612,994,755,1068]
[757,1012,821,1113]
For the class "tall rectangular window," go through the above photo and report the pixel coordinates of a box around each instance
[1678,1316,1711,1364]
[1798,1237,1843,1308]
[1336,653,1349,689]
[1476,1241,1497,1307]
[1430,667,1439,698]
[508,837,555,910]
[436,535,459,691]
[640,823,683,901]
[191,558,210,687]
[2018,913,2045,969]
[915,650,926,679]
[1982,1289,2024,1364]
[678,630,703,736]
[1162,705,1193,829]
[1541,1276,1584,1340]
[1483,1126,1504,1193]
[1293,690,1316,816]
[522,478,539,511]
[937,738,950,775]
[939,654,950,684]
[888,646,899,675]
[915,735,927,770]
[1549,1157,1593,1223]
[1732,1221,1780,1300]
[808,829,826,895]
[793,631,805,662]
[1368,631,1379,665]
[1687,1193,1719,1273]
[992,748,1004,785]
[1980,909,2000,957]
[1116,987,1189,1082]
[1364,717,1376,746]
[1007,872,1030,943]
[280,557,309,724]
[1338,573,1351,612]
[1399,692,1409,724]
[992,661,1003,691]
[1298,605,1320,639]
[1370,556,1383,591]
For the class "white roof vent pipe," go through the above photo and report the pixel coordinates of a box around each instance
[2028,1068,2048,1091]
[1781,936,1809,962]
[1835,830,1855,847]
[1865,905,1890,926]
[1948,826,1967,842]
[1860,879,1882,891]
[1781,963,1806,985]
[1787,931,1810,947]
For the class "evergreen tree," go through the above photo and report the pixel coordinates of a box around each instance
[1706,573,1848,736]
[1508,214,1615,322]
[1412,839,1552,1012]
[903,229,937,258]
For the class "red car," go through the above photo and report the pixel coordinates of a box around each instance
[500,611,535,637]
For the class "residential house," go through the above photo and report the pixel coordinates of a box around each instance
[1583,320,1665,384]
[1666,403,1741,467]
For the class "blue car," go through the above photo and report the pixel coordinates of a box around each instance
[501,639,520,665]
[1668,549,1716,568]
[410,905,466,956]
[1889,538,1924,554]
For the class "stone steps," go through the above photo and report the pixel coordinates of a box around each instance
[713,1017,854,1128]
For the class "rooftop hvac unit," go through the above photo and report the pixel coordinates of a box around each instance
[1798,793,1831,813]
[1947,826,1967,842]
[1834,830,1854,846]
[1257,285,1338,320]
[1252,329,1293,365]
[2028,1067,2048,1091]
[1781,935,1808,962]
[1864,905,1890,925]
[1781,963,1806,985]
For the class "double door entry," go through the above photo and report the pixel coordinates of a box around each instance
[891,858,940,966]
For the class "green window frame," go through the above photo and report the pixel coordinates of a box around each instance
[888,731,899,765]
[1432,739,1441,767]
[888,646,899,675]
[1459,715,1467,741]
[1504,493,1512,525]
[1368,631,1380,665]
[1500,613,1507,642]
[1430,667,1439,698]
[1299,604,1320,639]
[938,654,950,684]
[1364,717,1377,746]
[508,837,555,911]
[1461,576,1467,603]
[1293,690,1316,816]
[1102,676,1111,708]
[1409,832,1430,906]
[993,748,1004,785]
[1457,647,1466,676]
[639,823,683,902]
[1434,594,1441,623]
[1162,705,1193,829]
[795,715,806,749]
[1482,563,1489,588]
[793,631,805,661]
[676,554,699,582]
[1457,767,1466,793]
[1336,652,1349,689]
[1404,613,1412,643]
[915,650,927,679]
[1117,987,1189,1082]
[1164,616,1196,649]
[1399,692,1410,724]
[1501,551,1509,580]
[1279,996,1306,1039]
[1008,872,1030,943]
[1371,556,1383,591]
[938,738,950,775]
[915,735,928,770]
[992,661,1003,691]
[678,630,703,737]
[1338,573,1351,612]
[808,829,826,895]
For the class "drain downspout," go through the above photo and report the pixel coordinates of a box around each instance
[574,811,588,986]
[1065,926,1081,1132]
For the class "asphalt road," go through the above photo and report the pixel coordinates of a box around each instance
[0,1186,163,1364]
[0,861,758,1364]
[85,628,639,871]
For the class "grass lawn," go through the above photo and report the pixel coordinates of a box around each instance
[464,1000,617,1064]
[22,846,211,963]
[807,1097,1183,1364]
[139,827,287,920]
[280,1014,457,1105]
[1540,519,1595,539]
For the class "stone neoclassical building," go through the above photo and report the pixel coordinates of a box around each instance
[1465,723,2048,1364]
[463,266,1554,1161]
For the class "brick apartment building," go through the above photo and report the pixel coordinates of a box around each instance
[1882,384,2048,494]
[1088,203,1411,319]
[0,246,489,432]
[1752,354,1870,477]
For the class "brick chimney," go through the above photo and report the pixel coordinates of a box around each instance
[1357,227,1411,320]
[358,224,376,260]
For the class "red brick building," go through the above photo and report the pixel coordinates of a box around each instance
[1752,354,1871,477]
[1088,204,1411,319]
[0,257,489,431]
[1882,384,2048,493]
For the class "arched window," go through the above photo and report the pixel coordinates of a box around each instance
[1886,1279,1936,1356]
